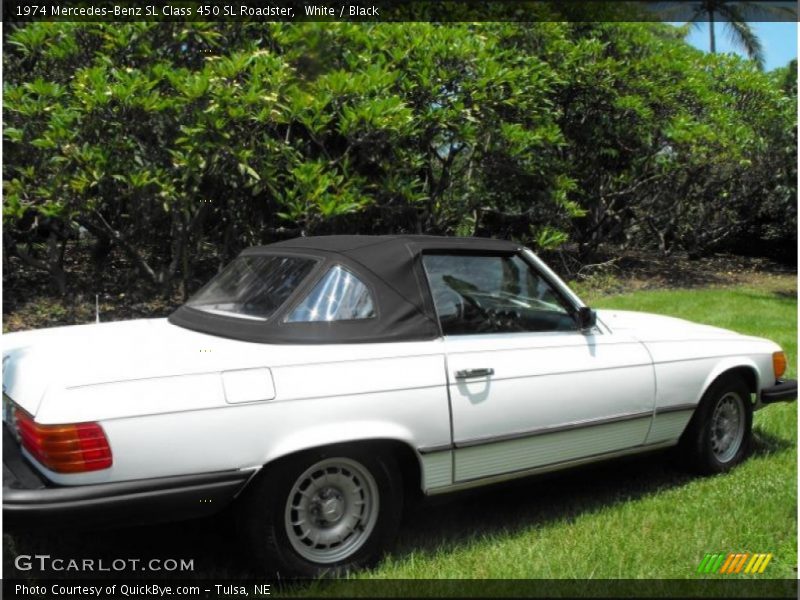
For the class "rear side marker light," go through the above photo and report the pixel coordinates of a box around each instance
[14,408,112,473]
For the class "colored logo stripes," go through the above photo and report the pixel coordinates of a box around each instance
[697,553,772,574]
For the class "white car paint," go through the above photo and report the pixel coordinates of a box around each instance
[2,286,781,493]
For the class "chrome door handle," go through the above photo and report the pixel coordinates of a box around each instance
[455,368,495,380]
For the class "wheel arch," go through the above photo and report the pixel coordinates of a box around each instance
[697,359,760,407]
[678,361,760,442]
[252,427,425,496]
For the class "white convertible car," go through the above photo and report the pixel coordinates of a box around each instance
[3,235,796,575]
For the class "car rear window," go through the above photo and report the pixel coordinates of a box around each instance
[186,255,316,321]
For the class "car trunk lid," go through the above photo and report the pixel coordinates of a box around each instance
[2,318,275,418]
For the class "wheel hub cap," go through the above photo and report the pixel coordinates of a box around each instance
[314,488,345,523]
[710,392,745,463]
[284,458,380,564]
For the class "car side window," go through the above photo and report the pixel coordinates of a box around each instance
[286,265,376,322]
[422,254,576,335]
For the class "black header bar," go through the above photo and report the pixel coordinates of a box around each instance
[3,1,798,23]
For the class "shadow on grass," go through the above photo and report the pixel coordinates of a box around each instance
[3,421,795,582]
[733,290,798,306]
[773,290,797,300]
[393,449,692,557]
[390,425,794,560]
[752,426,795,455]
[8,440,789,582]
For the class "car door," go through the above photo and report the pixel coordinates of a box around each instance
[422,251,656,483]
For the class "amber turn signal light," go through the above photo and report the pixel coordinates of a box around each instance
[14,408,112,473]
[773,351,787,379]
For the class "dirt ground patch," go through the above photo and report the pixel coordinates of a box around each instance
[569,251,796,301]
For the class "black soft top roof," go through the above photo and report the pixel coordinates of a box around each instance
[170,235,525,344]
[263,234,520,254]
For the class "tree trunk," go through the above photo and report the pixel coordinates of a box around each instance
[82,213,160,286]
[709,10,716,53]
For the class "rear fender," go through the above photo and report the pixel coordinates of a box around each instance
[259,420,423,478]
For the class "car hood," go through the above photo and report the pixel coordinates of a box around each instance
[595,309,742,342]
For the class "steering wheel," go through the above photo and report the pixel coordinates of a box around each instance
[433,288,466,323]
[457,291,490,319]
[457,292,513,334]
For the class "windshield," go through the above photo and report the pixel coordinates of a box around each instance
[186,255,316,321]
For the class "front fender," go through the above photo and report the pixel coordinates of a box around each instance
[697,356,762,407]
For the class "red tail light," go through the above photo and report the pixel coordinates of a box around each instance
[14,408,112,473]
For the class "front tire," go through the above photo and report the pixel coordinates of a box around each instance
[678,374,753,475]
[237,447,402,577]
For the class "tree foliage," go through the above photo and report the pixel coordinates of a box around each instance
[3,22,796,296]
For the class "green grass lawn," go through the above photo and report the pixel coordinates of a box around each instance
[4,283,797,586]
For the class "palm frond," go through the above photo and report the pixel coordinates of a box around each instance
[649,1,708,24]
[719,4,765,69]
[728,1,796,21]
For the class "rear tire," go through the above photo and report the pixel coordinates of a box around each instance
[677,374,753,475]
[237,446,402,577]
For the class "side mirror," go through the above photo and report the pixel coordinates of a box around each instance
[576,306,597,331]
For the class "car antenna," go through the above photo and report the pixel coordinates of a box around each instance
[95,294,100,324]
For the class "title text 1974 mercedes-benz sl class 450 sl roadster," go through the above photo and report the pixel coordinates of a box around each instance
[3,235,796,575]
